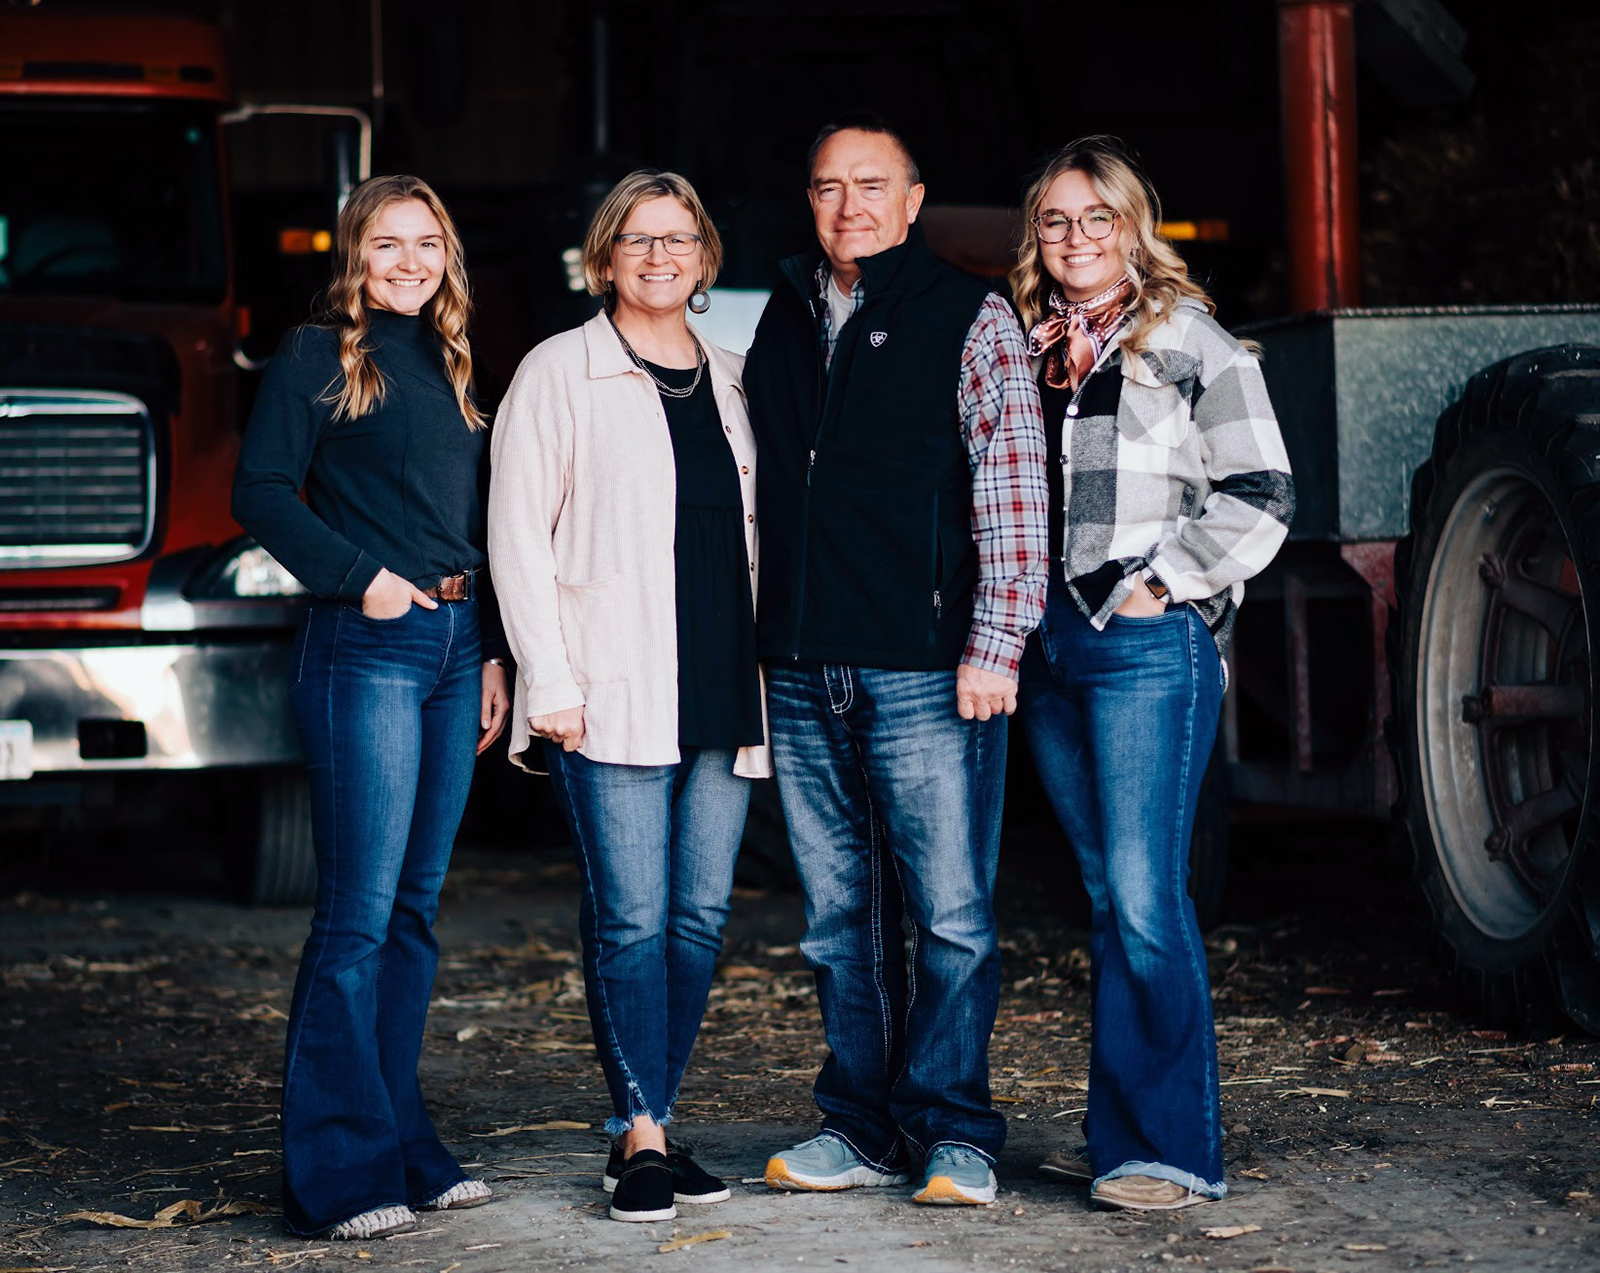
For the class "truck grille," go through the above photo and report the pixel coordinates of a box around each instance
[0,390,155,569]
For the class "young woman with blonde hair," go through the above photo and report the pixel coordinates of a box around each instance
[1010,137,1294,1211]
[490,168,766,1222]
[233,173,510,1239]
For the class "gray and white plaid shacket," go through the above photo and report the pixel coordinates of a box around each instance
[1057,298,1294,656]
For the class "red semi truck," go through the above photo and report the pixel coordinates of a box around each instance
[0,12,362,900]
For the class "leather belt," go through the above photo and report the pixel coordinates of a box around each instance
[419,570,475,602]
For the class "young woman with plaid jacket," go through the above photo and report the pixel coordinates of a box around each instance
[1010,136,1295,1212]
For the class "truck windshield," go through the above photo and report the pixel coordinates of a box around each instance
[0,100,226,304]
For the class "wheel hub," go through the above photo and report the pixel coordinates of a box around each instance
[1417,467,1590,940]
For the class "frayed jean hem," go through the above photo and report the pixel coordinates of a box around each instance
[603,1110,674,1138]
[1095,1160,1227,1200]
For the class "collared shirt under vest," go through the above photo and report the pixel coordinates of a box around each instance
[744,226,1043,672]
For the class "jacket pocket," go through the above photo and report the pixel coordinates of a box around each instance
[1115,377,1190,448]
[556,575,625,684]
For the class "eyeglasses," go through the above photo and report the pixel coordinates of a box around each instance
[1034,210,1119,243]
[614,232,702,256]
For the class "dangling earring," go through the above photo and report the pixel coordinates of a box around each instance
[689,282,711,314]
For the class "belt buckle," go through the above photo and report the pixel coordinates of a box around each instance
[437,571,472,602]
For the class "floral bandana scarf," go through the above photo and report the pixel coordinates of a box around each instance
[1025,279,1133,391]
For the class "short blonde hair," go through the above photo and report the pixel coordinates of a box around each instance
[580,169,724,301]
[1009,136,1213,357]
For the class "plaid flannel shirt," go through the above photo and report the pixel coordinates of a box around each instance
[818,267,1049,677]
[1058,298,1295,655]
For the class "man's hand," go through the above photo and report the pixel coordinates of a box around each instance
[529,705,586,752]
[476,662,511,755]
[956,663,1018,721]
[361,567,438,620]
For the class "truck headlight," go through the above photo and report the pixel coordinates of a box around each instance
[142,538,310,631]
[216,544,307,597]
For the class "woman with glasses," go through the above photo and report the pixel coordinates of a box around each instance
[488,169,766,1223]
[1009,137,1294,1211]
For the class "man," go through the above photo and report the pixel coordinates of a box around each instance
[743,115,1048,1207]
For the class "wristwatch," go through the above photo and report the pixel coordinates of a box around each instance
[1143,570,1170,604]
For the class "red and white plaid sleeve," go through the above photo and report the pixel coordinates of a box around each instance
[958,294,1050,677]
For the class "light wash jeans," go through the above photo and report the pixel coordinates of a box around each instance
[1017,579,1227,1198]
[544,745,751,1135]
[765,662,1007,1167]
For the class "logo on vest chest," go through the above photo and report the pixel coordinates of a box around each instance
[869,331,888,348]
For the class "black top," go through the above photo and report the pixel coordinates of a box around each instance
[1040,355,1126,613]
[231,308,506,656]
[743,224,993,670]
[644,359,763,750]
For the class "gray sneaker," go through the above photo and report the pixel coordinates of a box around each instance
[765,1133,910,1191]
[912,1145,997,1206]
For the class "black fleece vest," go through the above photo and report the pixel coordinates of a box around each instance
[745,227,993,669]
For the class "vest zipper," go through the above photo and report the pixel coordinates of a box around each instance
[789,296,829,659]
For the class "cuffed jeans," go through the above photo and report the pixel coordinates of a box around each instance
[765,663,1007,1166]
[544,745,751,1136]
[280,599,481,1236]
[1017,581,1227,1198]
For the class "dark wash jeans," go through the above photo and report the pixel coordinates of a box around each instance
[765,663,1008,1166]
[280,598,481,1235]
[1017,580,1227,1197]
[544,745,751,1136]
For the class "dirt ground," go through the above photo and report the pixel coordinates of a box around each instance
[2,810,1598,1273]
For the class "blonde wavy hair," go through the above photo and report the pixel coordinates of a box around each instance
[318,174,485,430]
[580,169,724,304]
[1009,136,1213,357]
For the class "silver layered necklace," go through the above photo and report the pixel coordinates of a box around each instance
[609,316,706,399]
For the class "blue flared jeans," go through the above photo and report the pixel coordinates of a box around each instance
[1017,580,1227,1198]
[764,663,1008,1167]
[544,745,751,1136]
[280,599,481,1235]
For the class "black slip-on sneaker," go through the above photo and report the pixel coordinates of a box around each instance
[666,1148,731,1204]
[608,1148,677,1222]
[602,1141,730,1204]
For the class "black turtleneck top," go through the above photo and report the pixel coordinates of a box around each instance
[232,308,505,654]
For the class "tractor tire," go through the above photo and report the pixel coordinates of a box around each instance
[1393,344,1600,1032]
[231,767,318,906]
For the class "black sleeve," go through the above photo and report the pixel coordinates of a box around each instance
[230,329,383,602]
